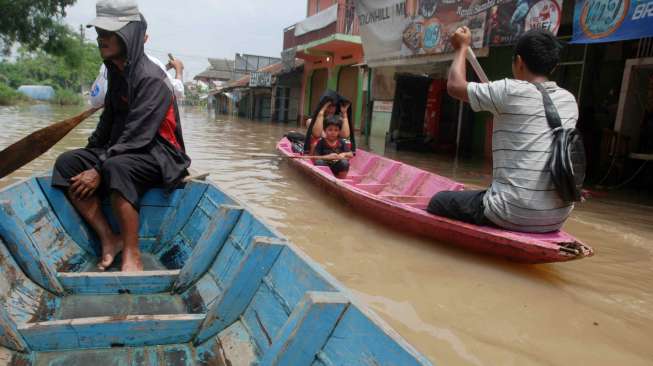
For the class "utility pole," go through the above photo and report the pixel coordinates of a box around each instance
[79,24,85,94]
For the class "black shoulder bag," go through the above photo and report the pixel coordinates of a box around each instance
[533,83,586,202]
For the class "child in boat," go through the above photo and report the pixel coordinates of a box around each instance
[310,116,353,179]
[304,90,352,154]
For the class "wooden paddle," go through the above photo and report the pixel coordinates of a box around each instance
[466,48,490,83]
[287,155,347,161]
[0,107,102,179]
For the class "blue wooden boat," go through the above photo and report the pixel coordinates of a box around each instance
[0,174,433,365]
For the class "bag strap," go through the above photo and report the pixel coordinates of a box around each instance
[533,82,562,130]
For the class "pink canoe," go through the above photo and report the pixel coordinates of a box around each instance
[277,137,594,264]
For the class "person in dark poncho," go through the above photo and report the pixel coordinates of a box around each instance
[51,0,190,272]
[310,116,353,179]
[303,90,356,154]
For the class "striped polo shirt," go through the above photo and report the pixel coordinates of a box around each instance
[467,79,578,233]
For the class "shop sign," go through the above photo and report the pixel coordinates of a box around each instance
[373,100,394,113]
[355,0,563,66]
[249,72,272,88]
[572,0,653,43]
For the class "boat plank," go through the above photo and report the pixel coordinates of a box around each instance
[55,293,188,320]
[194,320,259,366]
[240,248,336,354]
[173,205,243,293]
[0,346,31,366]
[19,314,205,352]
[259,292,349,366]
[157,187,234,269]
[0,239,58,326]
[208,211,277,292]
[266,249,336,310]
[36,177,100,257]
[3,179,91,270]
[241,280,290,354]
[183,188,234,248]
[0,203,64,295]
[1,182,91,271]
[138,206,170,242]
[180,273,222,314]
[156,182,209,250]
[0,306,30,352]
[195,237,285,345]
[139,188,184,207]
[313,306,432,366]
[58,270,179,295]
[33,344,195,366]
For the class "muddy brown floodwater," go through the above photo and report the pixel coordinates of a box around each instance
[1,104,652,365]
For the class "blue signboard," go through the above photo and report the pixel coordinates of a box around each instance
[572,0,653,43]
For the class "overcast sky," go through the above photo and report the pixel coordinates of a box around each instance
[64,0,307,80]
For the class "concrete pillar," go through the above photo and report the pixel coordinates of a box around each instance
[354,67,364,131]
[302,69,312,126]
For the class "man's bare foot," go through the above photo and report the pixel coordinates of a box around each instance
[97,234,123,271]
[121,249,143,272]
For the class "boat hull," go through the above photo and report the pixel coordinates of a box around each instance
[277,138,593,264]
[0,174,433,365]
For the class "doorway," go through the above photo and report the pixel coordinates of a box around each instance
[388,74,432,151]
[309,68,328,115]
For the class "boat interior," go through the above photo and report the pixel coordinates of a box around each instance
[0,176,430,365]
[279,140,464,210]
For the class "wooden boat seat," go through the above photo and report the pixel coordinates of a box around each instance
[349,154,379,175]
[344,173,364,183]
[355,183,389,194]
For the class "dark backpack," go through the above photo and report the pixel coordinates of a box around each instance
[533,83,586,202]
[284,131,306,153]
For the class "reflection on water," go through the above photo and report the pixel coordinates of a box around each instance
[1,104,652,365]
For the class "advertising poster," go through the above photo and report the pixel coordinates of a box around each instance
[356,0,564,66]
[486,0,562,45]
[571,0,653,43]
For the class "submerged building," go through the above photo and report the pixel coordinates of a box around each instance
[282,0,367,131]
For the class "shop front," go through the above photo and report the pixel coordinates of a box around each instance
[356,0,653,188]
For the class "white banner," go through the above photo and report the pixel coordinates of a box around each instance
[356,1,413,66]
[295,4,339,36]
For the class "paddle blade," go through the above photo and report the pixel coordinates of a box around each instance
[0,107,101,179]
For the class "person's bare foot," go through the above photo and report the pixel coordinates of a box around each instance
[97,233,123,271]
[121,248,143,272]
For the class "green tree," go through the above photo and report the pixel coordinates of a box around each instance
[0,28,102,92]
[0,0,77,54]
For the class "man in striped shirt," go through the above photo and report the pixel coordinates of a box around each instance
[427,28,578,233]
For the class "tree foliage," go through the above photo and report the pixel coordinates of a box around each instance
[0,0,77,54]
[0,30,102,92]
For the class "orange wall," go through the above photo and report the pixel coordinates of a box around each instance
[303,47,364,73]
[307,0,337,16]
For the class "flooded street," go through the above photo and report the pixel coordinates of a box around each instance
[1,105,652,365]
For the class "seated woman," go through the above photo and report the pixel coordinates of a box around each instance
[303,90,353,154]
[310,116,353,179]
